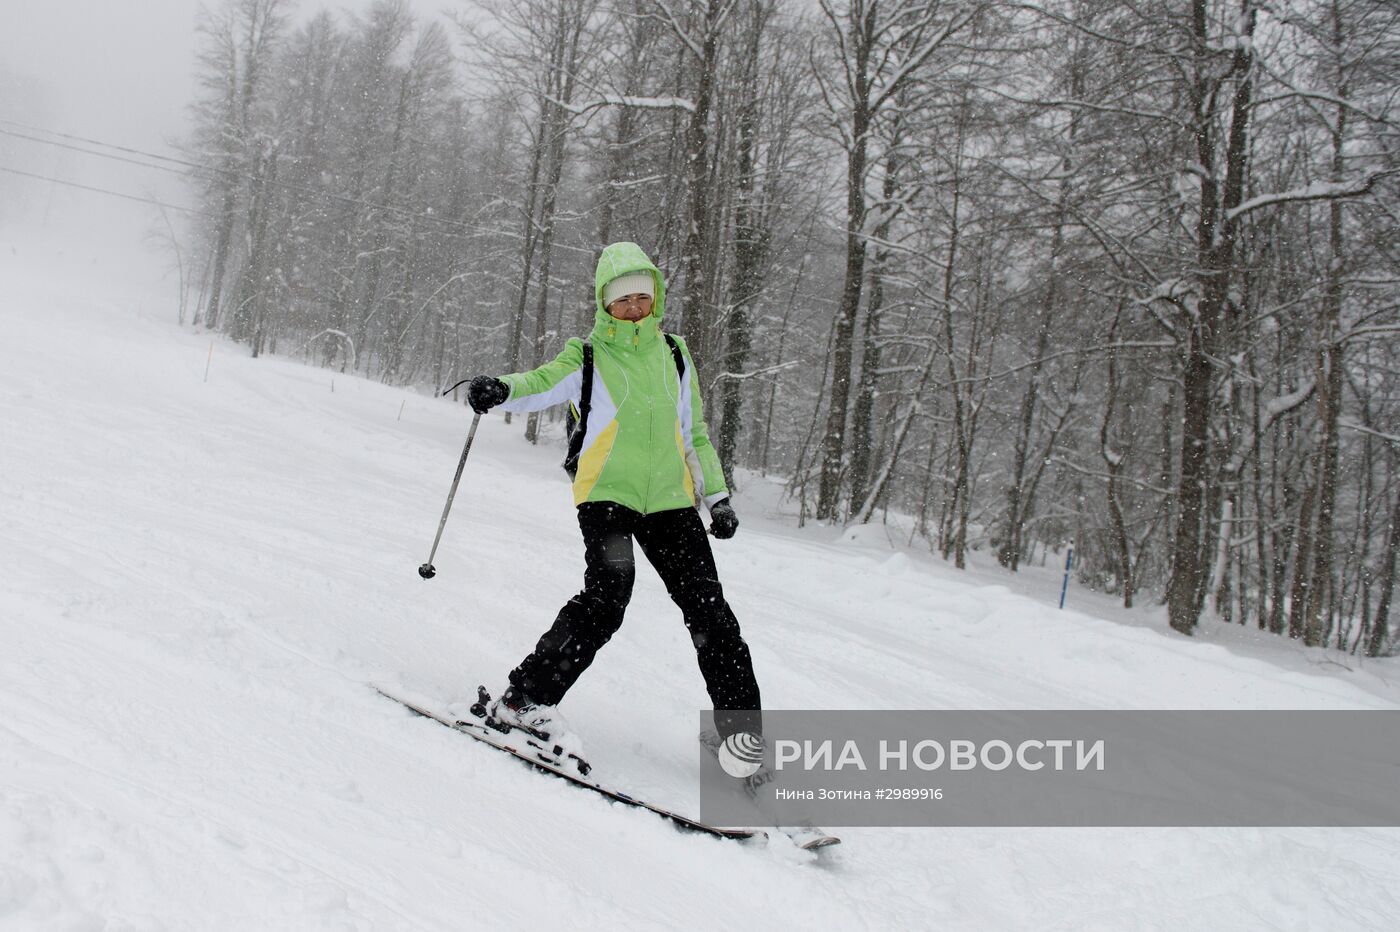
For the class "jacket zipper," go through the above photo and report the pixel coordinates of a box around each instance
[643,332,655,512]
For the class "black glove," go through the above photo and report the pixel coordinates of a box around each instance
[467,376,509,414]
[709,498,739,539]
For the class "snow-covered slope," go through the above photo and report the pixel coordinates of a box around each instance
[3,236,1398,931]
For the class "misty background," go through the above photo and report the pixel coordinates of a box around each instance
[0,0,449,262]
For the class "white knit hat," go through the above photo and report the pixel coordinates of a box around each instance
[602,272,655,307]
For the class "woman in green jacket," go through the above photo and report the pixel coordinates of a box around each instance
[467,242,761,768]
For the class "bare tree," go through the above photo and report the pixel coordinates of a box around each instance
[191,0,288,331]
[811,0,984,522]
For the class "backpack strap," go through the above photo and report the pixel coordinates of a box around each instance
[664,333,685,380]
[563,342,594,478]
[563,337,684,479]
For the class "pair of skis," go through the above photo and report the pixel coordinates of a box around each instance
[375,685,839,851]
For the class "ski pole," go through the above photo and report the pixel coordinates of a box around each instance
[418,412,482,580]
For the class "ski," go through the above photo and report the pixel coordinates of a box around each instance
[780,826,843,851]
[374,684,760,843]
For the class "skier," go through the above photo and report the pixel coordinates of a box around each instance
[465,241,763,772]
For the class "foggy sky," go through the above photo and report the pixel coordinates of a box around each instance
[0,0,457,233]
[1,0,200,153]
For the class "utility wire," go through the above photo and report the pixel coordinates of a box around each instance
[0,126,193,177]
[0,118,193,168]
[0,118,481,235]
[0,165,201,215]
[0,119,598,260]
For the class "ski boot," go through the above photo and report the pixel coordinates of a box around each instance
[471,686,590,776]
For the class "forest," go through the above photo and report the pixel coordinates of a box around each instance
[179,0,1400,655]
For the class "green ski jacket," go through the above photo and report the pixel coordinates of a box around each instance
[496,242,730,515]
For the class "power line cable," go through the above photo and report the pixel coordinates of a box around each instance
[0,119,599,260]
[0,118,482,235]
[0,165,201,215]
[0,117,193,168]
[0,126,192,177]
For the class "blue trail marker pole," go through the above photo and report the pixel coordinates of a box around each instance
[1059,544,1074,609]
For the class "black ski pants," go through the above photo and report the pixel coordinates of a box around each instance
[509,501,761,738]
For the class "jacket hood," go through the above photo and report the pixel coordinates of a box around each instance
[594,242,666,326]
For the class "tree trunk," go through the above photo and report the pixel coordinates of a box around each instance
[202,148,240,331]
[525,2,586,444]
[1000,214,1062,570]
[678,0,725,364]
[1289,482,1318,639]
[1303,27,1350,646]
[1367,485,1400,657]
[1167,0,1255,636]
[814,5,873,522]
[229,143,276,349]
[715,4,772,486]
[849,142,900,518]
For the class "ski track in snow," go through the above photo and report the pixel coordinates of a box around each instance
[3,238,1399,931]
